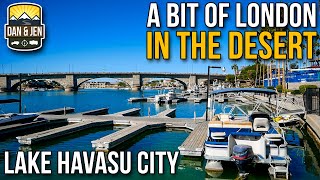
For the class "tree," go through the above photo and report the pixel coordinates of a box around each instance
[117,82,127,87]
[231,64,238,84]
[254,59,260,87]
[259,25,275,87]
[226,74,235,83]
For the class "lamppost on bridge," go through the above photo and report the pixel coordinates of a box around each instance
[205,66,226,121]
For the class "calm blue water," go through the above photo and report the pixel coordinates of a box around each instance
[0,89,319,179]
[0,89,215,118]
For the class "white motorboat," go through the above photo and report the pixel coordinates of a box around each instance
[155,89,177,104]
[165,89,177,100]
[0,113,39,126]
[205,88,291,179]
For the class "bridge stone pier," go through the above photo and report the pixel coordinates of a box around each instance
[0,72,226,92]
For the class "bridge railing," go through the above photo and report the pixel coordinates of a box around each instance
[0,72,226,76]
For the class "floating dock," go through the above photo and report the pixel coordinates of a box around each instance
[81,108,109,115]
[17,119,113,145]
[153,108,176,118]
[172,98,187,103]
[0,118,68,137]
[13,107,207,158]
[112,108,141,116]
[39,107,75,115]
[92,123,166,151]
[128,97,148,102]
[178,121,208,157]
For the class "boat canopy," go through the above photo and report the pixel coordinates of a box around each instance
[211,88,276,95]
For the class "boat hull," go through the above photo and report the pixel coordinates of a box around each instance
[0,114,39,126]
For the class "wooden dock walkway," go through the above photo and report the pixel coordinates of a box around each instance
[153,109,176,118]
[13,107,208,157]
[178,121,208,157]
[16,119,113,145]
[92,123,166,151]
[81,108,109,115]
[111,108,141,116]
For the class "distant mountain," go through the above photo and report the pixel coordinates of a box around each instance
[18,12,31,20]
[32,15,40,20]
[10,16,17,20]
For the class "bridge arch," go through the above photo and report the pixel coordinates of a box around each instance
[77,77,132,89]
[10,79,64,91]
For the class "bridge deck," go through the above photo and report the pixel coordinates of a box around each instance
[92,123,166,151]
[178,121,208,157]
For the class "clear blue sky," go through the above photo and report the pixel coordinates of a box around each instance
[0,0,319,74]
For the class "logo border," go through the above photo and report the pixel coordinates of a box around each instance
[4,2,46,51]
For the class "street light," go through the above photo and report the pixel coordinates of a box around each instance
[206,66,225,121]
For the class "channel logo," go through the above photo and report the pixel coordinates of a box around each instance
[4,2,45,51]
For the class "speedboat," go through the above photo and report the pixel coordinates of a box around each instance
[204,88,291,179]
[0,113,39,126]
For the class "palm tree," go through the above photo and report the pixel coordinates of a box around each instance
[275,3,289,89]
[254,59,260,87]
[260,25,275,87]
[258,58,262,86]
[231,64,239,85]
[270,59,275,86]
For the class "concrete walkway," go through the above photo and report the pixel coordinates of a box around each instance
[306,114,320,145]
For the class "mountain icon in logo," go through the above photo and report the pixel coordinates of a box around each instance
[9,16,17,20]
[9,12,40,26]
[18,12,31,19]
[32,15,40,21]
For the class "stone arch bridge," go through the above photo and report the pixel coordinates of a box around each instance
[0,72,226,91]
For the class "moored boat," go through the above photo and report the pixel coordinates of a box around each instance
[204,88,291,179]
[0,113,39,126]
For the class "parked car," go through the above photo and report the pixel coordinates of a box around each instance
[29,40,38,45]
[11,41,19,45]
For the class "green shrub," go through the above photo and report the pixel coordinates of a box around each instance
[267,86,275,90]
[276,85,283,93]
[283,89,291,93]
[291,90,301,95]
[299,85,318,94]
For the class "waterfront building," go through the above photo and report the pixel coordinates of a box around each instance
[83,81,111,89]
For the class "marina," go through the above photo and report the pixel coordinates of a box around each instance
[0,87,320,179]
